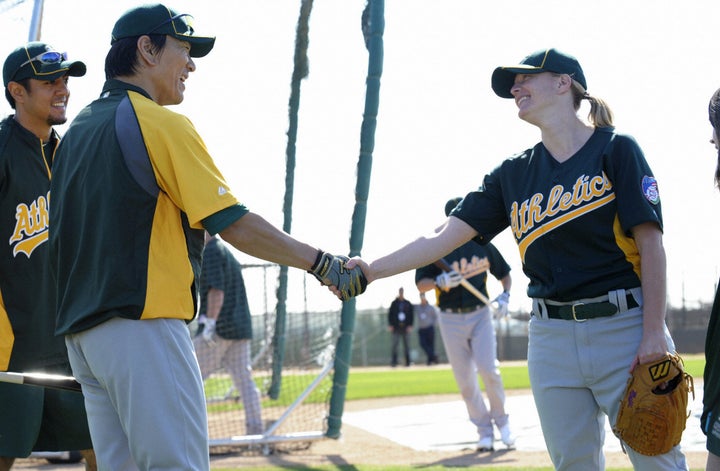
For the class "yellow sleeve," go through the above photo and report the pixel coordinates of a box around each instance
[131,93,239,228]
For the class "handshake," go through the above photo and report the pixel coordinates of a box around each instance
[309,250,368,301]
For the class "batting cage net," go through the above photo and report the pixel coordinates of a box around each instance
[192,245,344,454]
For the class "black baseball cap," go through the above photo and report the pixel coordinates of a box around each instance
[491,48,587,99]
[111,3,215,58]
[3,42,86,87]
[3,42,86,105]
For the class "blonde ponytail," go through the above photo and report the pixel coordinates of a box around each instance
[571,81,614,128]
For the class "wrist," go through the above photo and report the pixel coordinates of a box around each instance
[309,249,324,273]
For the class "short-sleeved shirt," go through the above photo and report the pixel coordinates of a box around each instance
[199,238,252,340]
[50,80,248,335]
[415,241,510,310]
[451,127,661,301]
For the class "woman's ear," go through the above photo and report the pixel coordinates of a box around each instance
[557,73,573,94]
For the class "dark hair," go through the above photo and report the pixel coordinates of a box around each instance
[4,77,31,109]
[104,34,167,80]
[709,88,720,188]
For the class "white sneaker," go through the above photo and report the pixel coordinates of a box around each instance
[476,435,494,452]
[499,423,516,448]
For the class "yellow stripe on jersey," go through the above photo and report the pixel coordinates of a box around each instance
[0,292,13,370]
[142,193,196,320]
[127,92,240,319]
[518,193,616,263]
[612,214,641,279]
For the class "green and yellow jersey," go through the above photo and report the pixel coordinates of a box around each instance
[0,116,66,372]
[50,80,247,335]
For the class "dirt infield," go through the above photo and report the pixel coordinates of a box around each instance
[15,393,708,470]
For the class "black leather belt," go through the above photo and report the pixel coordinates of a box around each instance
[545,293,638,321]
[442,304,483,314]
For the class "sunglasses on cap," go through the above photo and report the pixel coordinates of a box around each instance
[148,13,196,37]
[12,50,68,81]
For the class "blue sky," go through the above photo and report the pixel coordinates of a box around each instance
[2,0,720,315]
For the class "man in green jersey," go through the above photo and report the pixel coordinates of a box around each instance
[48,4,364,470]
[0,42,95,470]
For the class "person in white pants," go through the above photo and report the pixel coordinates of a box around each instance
[194,233,263,435]
[415,197,514,452]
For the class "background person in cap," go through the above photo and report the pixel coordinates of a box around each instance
[415,197,514,452]
[0,42,95,471]
[338,47,687,469]
[702,88,720,471]
[47,4,363,470]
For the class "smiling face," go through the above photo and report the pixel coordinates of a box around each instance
[10,75,71,139]
[509,72,579,129]
[509,72,565,123]
[153,35,195,106]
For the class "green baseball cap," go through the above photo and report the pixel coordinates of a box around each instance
[111,3,215,58]
[491,48,587,99]
[3,42,86,87]
[3,42,86,105]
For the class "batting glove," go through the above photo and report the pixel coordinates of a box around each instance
[435,270,462,291]
[493,291,510,318]
[309,250,367,301]
[202,318,217,343]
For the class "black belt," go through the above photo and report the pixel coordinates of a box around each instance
[442,304,483,314]
[545,293,638,321]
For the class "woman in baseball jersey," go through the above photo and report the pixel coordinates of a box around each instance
[702,88,720,471]
[342,48,687,470]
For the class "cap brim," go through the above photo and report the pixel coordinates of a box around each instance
[13,60,87,83]
[491,65,544,99]
[40,61,87,82]
[185,36,215,58]
[63,60,87,77]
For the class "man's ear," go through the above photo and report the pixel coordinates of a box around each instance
[7,81,26,104]
[136,36,157,65]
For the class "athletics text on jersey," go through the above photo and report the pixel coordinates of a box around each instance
[453,127,661,301]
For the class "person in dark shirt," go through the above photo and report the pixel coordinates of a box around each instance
[387,287,414,367]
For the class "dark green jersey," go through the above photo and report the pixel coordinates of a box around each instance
[415,241,510,310]
[50,80,242,335]
[454,128,660,301]
[703,283,720,434]
[0,116,66,372]
[199,238,252,340]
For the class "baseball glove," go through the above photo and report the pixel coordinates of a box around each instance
[613,353,694,456]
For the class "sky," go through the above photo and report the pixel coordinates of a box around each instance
[2,0,720,315]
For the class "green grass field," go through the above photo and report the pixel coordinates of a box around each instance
[345,354,705,400]
[212,354,706,470]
